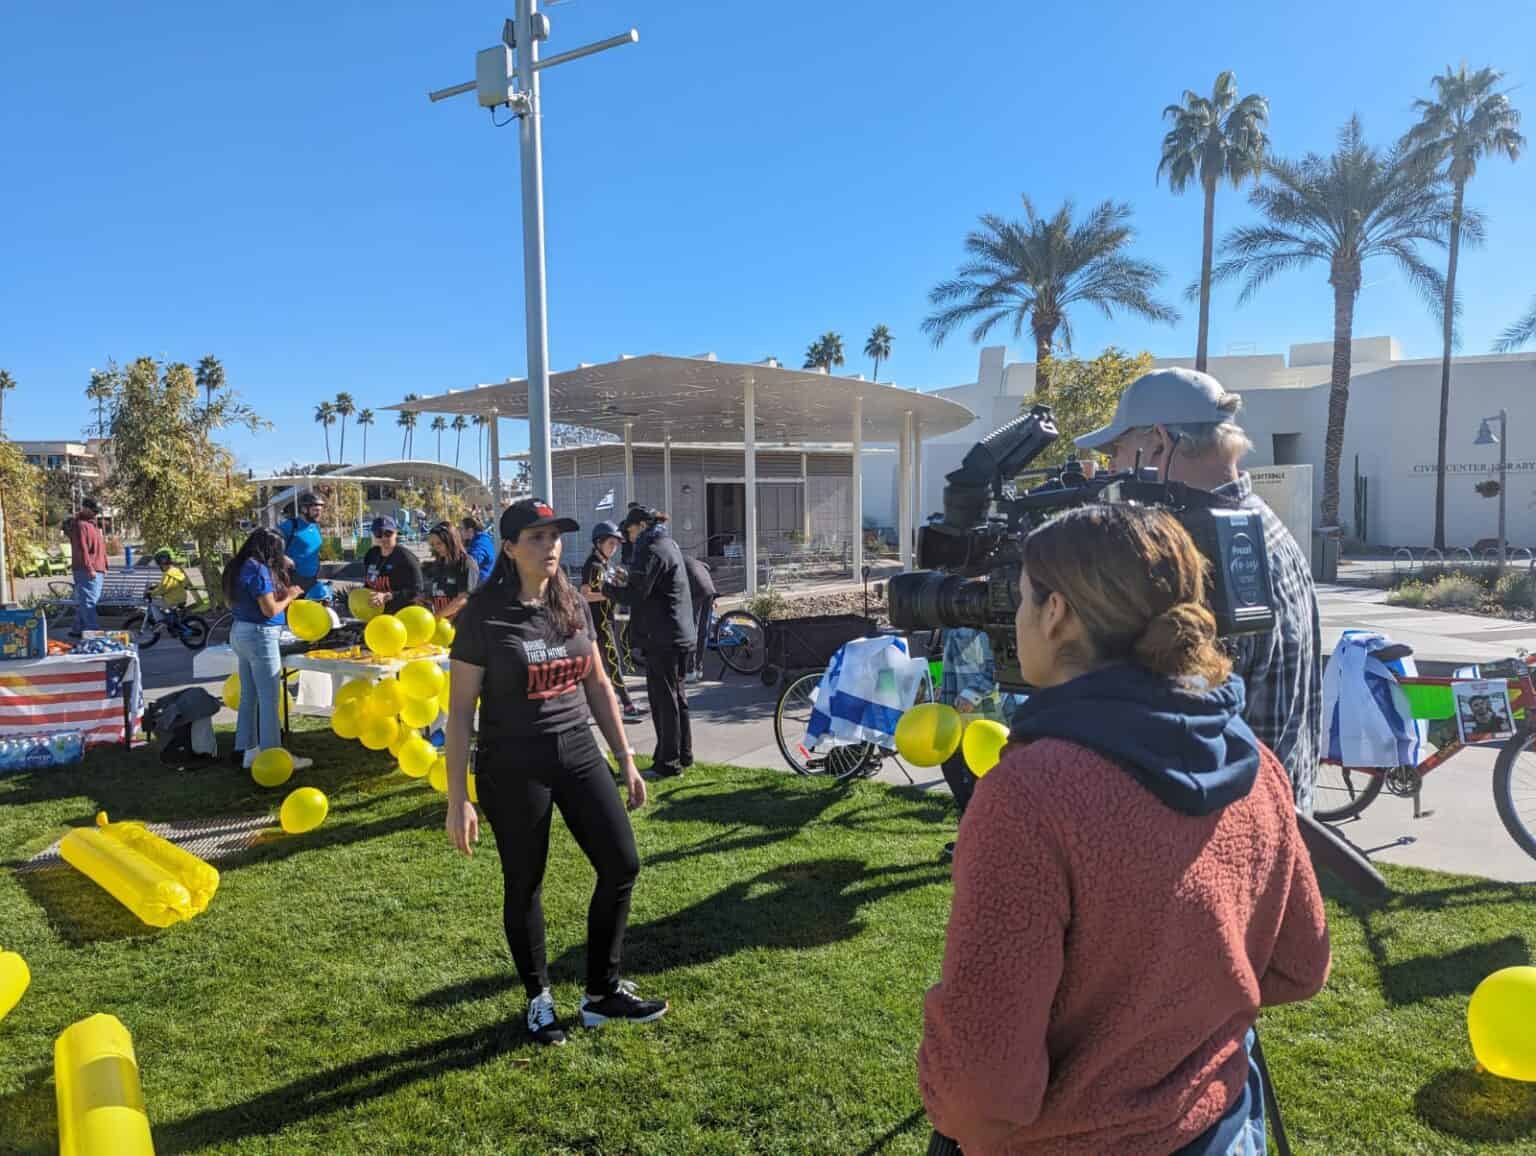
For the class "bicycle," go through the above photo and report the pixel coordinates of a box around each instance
[711,608,766,676]
[773,654,939,783]
[1314,650,1536,861]
[124,597,210,650]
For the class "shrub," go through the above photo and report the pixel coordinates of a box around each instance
[318,536,343,563]
[1388,580,1429,608]
[1425,573,1484,609]
[1495,570,1536,611]
[746,589,789,621]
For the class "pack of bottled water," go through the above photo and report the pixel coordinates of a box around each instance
[0,730,85,775]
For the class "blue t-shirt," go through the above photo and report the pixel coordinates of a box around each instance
[233,559,285,626]
[466,531,497,582]
[279,517,324,581]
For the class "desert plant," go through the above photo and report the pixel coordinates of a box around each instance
[1387,580,1430,608]
[1494,570,1536,611]
[746,589,790,621]
[1425,572,1484,608]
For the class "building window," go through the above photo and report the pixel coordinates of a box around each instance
[1272,433,1302,466]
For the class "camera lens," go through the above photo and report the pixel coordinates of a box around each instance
[888,571,990,629]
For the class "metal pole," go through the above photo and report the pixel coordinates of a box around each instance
[663,427,672,517]
[488,410,502,512]
[850,396,863,578]
[801,451,811,544]
[911,417,923,544]
[898,410,913,571]
[1499,409,1508,569]
[516,0,555,504]
[623,421,635,510]
[744,378,758,596]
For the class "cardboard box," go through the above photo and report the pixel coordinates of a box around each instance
[0,609,47,660]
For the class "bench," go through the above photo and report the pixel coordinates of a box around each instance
[42,572,160,619]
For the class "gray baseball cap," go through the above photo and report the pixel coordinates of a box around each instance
[1075,367,1237,450]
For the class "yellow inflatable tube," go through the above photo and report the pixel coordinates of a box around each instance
[55,1013,155,1156]
[0,949,29,1020]
[59,812,219,928]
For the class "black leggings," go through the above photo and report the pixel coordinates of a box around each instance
[594,617,635,709]
[476,727,641,999]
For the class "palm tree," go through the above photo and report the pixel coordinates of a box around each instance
[356,408,375,463]
[314,401,337,463]
[1158,70,1269,372]
[451,414,469,468]
[803,333,845,374]
[334,392,356,465]
[1495,299,1536,352]
[195,355,225,423]
[0,369,15,434]
[923,197,1177,395]
[85,370,115,439]
[864,325,893,382]
[473,414,488,481]
[1402,65,1524,550]
[1209,117,1453,530]
[398,394,420,457]
[431,415,448,462]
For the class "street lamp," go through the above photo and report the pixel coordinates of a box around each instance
[1475,409,1508,568]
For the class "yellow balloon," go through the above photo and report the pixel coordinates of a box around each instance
[348,586,382,622]
[0,950,30,1022]
[427,756,448,793]
[466,770,478,804]
[365,614,408,658]
[279,787,329,835]
[962,719,1011,778]
[399,736,436,778]
[367,678,406,720]
[396,605,436,648]
[399,659,445,701]
[221,672,241,711]
[360,715,399,752]
[287,599,331,643]
[1469,966,1536,1080]
[387,729,410,758]
[400,694,440,729]
[334,679,369,709]
[331,701,363,740]
[434,618,456,647]
[250,748,294,788]
[893,702,964,768]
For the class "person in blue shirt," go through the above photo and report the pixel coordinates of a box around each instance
[278,491,326,593]
[221,528,311,772]
[461,515,497,584]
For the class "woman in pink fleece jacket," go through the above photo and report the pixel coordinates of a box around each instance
[919,505,1330,1156]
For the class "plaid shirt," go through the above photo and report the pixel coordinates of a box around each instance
[940,629,997,710]
[1217,474,1322,813]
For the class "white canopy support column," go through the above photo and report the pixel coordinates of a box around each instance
[623,420,635,511]
[801,452,811,543]
[850,396,864,578]
[487,409,502,516]
[744,377,758,596]
[898,409,914,571]
[911,417,924,552]
[663,426,673,517]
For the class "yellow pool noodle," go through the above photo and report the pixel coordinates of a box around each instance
[55,1013,156,1156]
[58,814,202,929]
[0,950,30,1021]
[109,821,220,914]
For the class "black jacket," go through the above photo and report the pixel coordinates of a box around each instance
[684,555,716,604]
[626,525,696,651]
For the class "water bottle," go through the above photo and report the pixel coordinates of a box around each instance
[0,730,85,775]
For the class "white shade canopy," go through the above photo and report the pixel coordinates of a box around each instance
[388,354,975,442]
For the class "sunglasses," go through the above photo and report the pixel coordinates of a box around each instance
[374,531,397,539]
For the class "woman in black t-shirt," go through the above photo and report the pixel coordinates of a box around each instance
[445,498,667,1047]
[362,515,424,614]
[421,521,478,620]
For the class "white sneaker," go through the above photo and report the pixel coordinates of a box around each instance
[526,988,567,1046]
[242,748,258,769]
[290,756,314,772]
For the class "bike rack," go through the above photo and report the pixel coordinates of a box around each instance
[1449,546,1475,568]
[1392,547,1414,577]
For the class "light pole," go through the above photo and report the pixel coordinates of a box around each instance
[1475,409,1508,568]
[429,6,638,505]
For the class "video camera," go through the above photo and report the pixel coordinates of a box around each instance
[888,404,1276,689]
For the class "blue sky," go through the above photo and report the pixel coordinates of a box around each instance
[2,0,1533,473]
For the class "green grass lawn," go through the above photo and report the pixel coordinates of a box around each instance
[2,727,1536,1154]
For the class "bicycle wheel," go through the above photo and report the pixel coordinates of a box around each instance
[206,611,235,647]
[1493,732,1536,861]
[123,612,160,649]
[714,610,766,675]
[178,615,210,650]
[773,671,878,780]
[1313,764,1386,823]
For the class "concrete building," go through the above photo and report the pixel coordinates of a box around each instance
[897,339,1536,549]
[16,438,120,531]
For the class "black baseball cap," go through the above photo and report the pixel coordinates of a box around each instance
[500,498,579,541]
[81,497,101,513]
[370,516,398,535]
[619,504,657,530]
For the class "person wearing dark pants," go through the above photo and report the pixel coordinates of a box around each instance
[617,506,696,778]
[580,521,644,723]
[444,498,667,1047]
[683,554,716,682]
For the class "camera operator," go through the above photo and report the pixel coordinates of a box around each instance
[920,504,1329,1156]
[1075,368,1321,813]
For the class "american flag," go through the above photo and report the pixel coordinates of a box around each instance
[0,654,141,747]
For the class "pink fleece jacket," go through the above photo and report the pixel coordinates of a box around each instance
[919,739,1330,1154]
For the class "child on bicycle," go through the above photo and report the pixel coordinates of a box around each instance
[147,550,192,615]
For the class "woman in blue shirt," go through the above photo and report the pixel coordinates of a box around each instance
[221,529,308,770]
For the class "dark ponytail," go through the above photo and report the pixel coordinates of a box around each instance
[222,528,290,606]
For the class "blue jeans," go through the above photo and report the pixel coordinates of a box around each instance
[72,569,103,634]
[1229,1028,1267,1156]
[231,621,284,753]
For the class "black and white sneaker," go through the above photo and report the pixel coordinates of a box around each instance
[622,704,646,723]
[580,980,668,1027]
[526,988,567,1046]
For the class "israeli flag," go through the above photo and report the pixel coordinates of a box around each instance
[595,489,615,512]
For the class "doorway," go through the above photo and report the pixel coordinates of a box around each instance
[706,482,745,556]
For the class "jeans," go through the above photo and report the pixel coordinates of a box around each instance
[72,569,103,634]
[476,727,641,998]
[645,648,692,774]
[230,621,284,753]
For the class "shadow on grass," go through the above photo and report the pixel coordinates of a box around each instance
[0,1065,57,1156]
[854,1108,928,1156]
[1378,935,1530,1007]
[1414,1067,1536,1143]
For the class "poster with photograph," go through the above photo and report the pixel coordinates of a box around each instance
[1453,679,1517,744]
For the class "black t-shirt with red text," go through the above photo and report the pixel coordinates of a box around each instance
[423,556,478,615]
[362,545,424,614]
[450,590,596,740]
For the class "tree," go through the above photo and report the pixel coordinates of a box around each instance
[1029,348,1156,471]
[0,436,45,580]
[85,367,117,439]
[0,369,14,435]
[1209,117,1453,529]
[451,414,468,468]
[314,400,336,464]
[864,325,893,382]
[1495,298,1536,352]
[1402,65,1524,550]
[195,356,226,422]
[431,415,448,462]
[803,333,845,374]
[105,356,265,595]
[472,414,488,481]
[398,394,420,457]
[427,480,468,525]
[356,408,375,463]
[334,391,356,465]
[923,197,1177,396]
[1158,70,1269,372]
